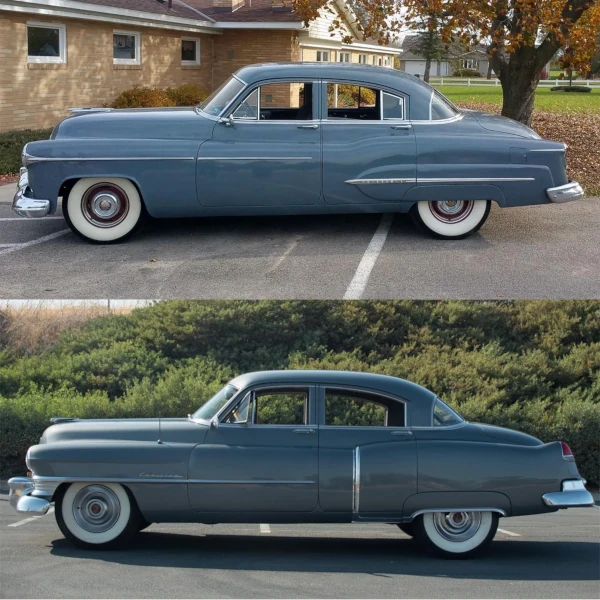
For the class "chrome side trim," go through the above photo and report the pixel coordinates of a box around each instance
[529,148,566,152]
[409,507,508,521]
[31,475,314,485]
[197,156,312,161]
[68,107,113,113]
[346,178,417,185]
[352,447,361,517]
[542,479,594,507]
[189,479,315,485]
[546,181,584,203]
[23,154,196,164]
[419,177,535,183]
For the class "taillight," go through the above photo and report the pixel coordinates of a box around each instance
[560,442,573,458]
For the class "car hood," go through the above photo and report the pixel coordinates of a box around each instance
[464,109,541,139]
[476,423,542,446]
[52,107,214,140]
[40,418,206,445]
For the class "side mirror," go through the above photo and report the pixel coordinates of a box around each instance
[210,416,219,429]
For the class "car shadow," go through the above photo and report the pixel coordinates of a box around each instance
[49,532,600,581]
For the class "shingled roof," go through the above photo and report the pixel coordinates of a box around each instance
[75,0,214,22]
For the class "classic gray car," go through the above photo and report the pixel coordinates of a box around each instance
[13,63,583,243]
[9,370,593,557]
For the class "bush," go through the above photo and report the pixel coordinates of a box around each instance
[110,84,208,109]
[550,86,592,93]
[0,128,53,175]
[453,69,482,77]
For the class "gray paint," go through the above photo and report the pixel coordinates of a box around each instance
[21,370,589,524]
[19,63,570,220]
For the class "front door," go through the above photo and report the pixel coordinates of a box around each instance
[197,80,321,207]
[321,82,417,205]
[317,385,417,519]
[188,385,318,513]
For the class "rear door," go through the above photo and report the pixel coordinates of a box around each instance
[188,384,318,513]
[317,385,417,519]
[321,81,417,205]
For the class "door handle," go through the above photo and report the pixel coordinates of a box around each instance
[391,430,413,436]
[293,428,315,434]
[391,124,412,130]
[297,124,319,129]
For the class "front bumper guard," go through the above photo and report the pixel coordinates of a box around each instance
[546,181,585,203]
[12,168,50,218]
[542,479,594,508]
[8,477,52,516]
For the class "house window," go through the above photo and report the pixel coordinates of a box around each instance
[181,37,200,65]
[27,22,66,63]
[316,50,329,62]
[339,52,351,63]
[358,54,368,64]
[113,31,140,65]
[461,59,479,70]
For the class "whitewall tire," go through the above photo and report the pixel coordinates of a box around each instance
[56,482,141,549]
[412,200,491,239]
[63,178,145,243]
[414,511,498,558]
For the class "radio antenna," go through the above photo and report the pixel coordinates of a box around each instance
[158,412,163,444]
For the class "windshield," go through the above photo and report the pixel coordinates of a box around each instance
[430,89,460,120]
[193,384,238,420]
[199,76,245,116]
[433,398,464,426]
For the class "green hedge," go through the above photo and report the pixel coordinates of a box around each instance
[1,301,598,483]
[0,128,53,175]
[550,86,592,93]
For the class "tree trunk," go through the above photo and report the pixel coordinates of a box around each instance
[486,62,493,80]
[424,56,431,83]
[494,46,544,126]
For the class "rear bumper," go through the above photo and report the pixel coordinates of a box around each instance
[542,479,594,508]
[8,477,51,516]
[546,181,584,203]
[12,168,50,218]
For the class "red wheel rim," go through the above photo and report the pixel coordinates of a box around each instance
[81,183,130,228]
[429,200,474,224]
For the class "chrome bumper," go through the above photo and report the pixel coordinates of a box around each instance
[12,168,50,218]
[546,181,584,203]
[8,477,52,516]
[542,479,595,508]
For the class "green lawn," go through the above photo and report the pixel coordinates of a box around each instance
[433,85,600,114]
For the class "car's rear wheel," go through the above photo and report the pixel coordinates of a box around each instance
[56,482,142,549]
[413,511,498,558]
[63,177,146,243]
[411,200,491,239]
[396,523,415,538]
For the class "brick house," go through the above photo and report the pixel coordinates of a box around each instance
[0,0,399,132]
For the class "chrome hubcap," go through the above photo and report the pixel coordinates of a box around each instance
[91,193,120,219]
[429,200,474,224]
[437,200,462,215]
[73,485,121,533]
[433,511,482,542]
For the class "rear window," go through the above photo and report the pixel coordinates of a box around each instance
[430,90,459,120]
[433,398,464,426]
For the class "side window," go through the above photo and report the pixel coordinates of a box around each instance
[325,389,398,427]
[382,92,404,120]
[433,398,464,427]
[232,83,314,121]
[222,387,308,425]
[327,84,378,120]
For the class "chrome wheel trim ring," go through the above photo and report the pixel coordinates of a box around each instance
[81,183,130,228]
[432,511,482,543]
[429,200,474,224]
[72,485,121,533]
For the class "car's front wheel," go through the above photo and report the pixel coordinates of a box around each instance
[413,511,498,558]
[63,177,146,243]
[411,200,491,239]
[56,482,142,549]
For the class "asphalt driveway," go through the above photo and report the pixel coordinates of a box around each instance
[1,491,598,599]
[1,184,599,299]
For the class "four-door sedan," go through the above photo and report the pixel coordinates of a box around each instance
[13,63,584,243]
[8,370,593,558]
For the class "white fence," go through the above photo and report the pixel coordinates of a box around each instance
[429,77,600,88]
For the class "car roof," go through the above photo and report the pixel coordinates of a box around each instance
[233,62,434,118]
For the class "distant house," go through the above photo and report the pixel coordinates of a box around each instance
[0,0,399,133]
[398,33,492,78]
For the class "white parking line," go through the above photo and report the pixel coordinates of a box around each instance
[7,507,54,528]
[343,214,394,300]
[0,217,64,221]
[260,523,271,534]
[498,528,521,537]
[0,229,70,256]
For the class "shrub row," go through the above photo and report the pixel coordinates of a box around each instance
[0,128,53,175]
[1,301,598,482]
[109,84,208,108]
[550,86,592,93]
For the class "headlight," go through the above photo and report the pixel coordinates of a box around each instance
[21,143,29,168]
[25,448,32,472]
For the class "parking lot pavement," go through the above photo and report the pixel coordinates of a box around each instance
[1,493,598,599]
[1,188,599,299]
